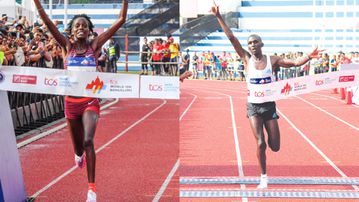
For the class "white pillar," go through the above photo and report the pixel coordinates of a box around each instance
[0,91,27,202]
[344,0,348,52]
[355,0,358,49]
[334,0,337,53]
[49,0,53,20]
[64,0,68,27]
[312,0,316,49]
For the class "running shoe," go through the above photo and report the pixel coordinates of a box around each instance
[86,190,96,202]
[257,174,268,189]
[75,153,86,168]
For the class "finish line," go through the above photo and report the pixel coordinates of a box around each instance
[180,176,359,185]
[180,189,359,198]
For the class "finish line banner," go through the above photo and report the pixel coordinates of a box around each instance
[247,69,359,103]
[0,66,180,99]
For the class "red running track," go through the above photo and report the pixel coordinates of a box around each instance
[180,80,359,202]
[18,98,180,201]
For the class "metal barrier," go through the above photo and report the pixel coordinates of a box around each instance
[8,91,64,136]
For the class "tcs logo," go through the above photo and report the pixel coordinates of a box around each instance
[149,84,163,91]
[44,78,58,86]
[254,91,265,97]
[315,80,324,86]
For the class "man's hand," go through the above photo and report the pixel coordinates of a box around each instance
[210,0,220,16]
[308,47,325,59]
[180,71,193,82]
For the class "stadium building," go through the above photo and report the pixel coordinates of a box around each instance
[181,0,359,54]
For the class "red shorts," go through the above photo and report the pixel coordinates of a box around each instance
[64,96,100,120]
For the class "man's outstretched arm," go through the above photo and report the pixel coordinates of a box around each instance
[211,1,249,61]
[275,47,324,68]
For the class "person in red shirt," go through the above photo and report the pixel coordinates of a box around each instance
[152,38,163,75]
[162,39,171,75]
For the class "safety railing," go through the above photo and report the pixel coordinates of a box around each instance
[8,91,65,136]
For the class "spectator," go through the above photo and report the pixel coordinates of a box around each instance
[192,51,199,79]
[169,36,180,76]
[108,38,120,73]
[140,37,150,75]
[162,39,171,75]
[330,54,338,72]
[183,49,190,72]
[152,38,163,75]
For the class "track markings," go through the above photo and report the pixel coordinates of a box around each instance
[180,189,359,198]
[180,176,359,185]
[277,108,359,191]
[153,93,198,201]
[295,96,359,132]
[30,100,167,198]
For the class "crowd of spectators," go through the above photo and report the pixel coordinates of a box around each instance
[0,14,64,69]
[1,13,358,80]
[139,35,182,76]
[190,51,246,81]
[187,50,359,82]
[0,13,121,73]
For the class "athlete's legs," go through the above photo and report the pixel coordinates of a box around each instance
[82,110,99,183]
[248,116,267,174]
[264,119,280,152]
[66,119,85,157]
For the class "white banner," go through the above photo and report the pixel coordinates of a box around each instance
[248,70,359,103]
[0,91,27,202]
[0,66,140,98]
[0,66,180,100]
[140,76,180,99]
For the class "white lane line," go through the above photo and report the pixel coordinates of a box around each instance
[153,93,197,201]
[17,99,120,149]
[179,93,198,121]
[225,94,245,179]
[152,159,179,202]
[219,92,247,199]
[310,92,359,108]
[295,96,359,132]
[276,108,359,191]
[31,100,167,198]
[202,89,247,202]
[200,90,245,178]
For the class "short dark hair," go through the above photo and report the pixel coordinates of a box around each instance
[247,34,262,42]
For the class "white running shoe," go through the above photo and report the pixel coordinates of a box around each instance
[75,153,86,168]
[86,190,96,202]
[257,174,268,189]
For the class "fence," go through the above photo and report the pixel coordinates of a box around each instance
[8,91,64,136]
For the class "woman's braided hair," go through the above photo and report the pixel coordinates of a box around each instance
[67,14,94,34]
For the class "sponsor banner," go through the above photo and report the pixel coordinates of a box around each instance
[140,76,180,99]
[0,91,27,202]
[248,70,359,103]
[0,66,140,98]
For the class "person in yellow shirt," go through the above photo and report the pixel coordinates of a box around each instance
[169,36,180,76]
